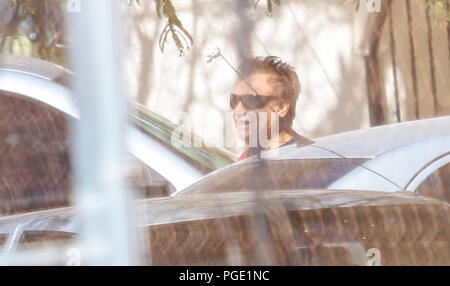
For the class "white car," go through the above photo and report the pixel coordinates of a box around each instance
[0,54,235,215]
[0,55,448,266]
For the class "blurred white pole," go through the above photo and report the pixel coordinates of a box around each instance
[69,0,137,265]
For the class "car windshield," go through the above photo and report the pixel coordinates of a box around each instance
[132,103,235,174]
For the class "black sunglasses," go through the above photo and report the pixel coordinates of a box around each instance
[230,93,277,110]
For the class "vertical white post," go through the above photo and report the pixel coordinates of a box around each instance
[69,0,137,265]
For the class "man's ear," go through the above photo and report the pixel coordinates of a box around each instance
[277,100,290,118]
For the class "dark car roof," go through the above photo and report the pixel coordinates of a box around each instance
[0,189,448,266]
[0,189,443,233]
[139,189,445,226]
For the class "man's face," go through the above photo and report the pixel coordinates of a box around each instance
[232,73,287,145]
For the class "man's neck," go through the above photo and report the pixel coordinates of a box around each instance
[262,130,294,151]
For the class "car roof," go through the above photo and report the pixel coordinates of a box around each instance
[258,116,450,160]
[0,54,72,86]
[0,189,441,233]
[139,190,445,226]
[314,116,450,158]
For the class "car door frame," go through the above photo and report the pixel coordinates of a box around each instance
[405,152,450,193]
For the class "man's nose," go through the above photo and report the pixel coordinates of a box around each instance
[233,101,247,114]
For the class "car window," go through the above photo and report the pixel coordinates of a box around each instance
[0,90,72,215]
[128,159,176,197]
[133,104,235,173]
[416,162,450,204]
[181,158,368,195]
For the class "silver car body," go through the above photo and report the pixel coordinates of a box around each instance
[254,116,450,192]
[172,115,450,196]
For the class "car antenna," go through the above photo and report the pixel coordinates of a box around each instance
[206,47,259,96]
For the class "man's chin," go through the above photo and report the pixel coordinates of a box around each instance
[235,124,261,146]
[234,127,247,141]
[238,131,258,147]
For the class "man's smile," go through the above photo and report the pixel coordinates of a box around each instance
[235,119,250,131]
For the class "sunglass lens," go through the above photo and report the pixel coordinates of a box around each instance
[230,94,270,110]
[245,96,267,109]
[230,94,239,109]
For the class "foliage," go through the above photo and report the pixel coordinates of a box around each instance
[425,0,450,23]
[342,0,449,23]
[253,0,281,17]
[8,0,36,15]
[2,0,283,59]
[1,0,66,64]
[3,0,448,61]
[149,0,280,56]
[154,0,193,56]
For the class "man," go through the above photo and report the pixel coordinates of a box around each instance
[231,56,311,161]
